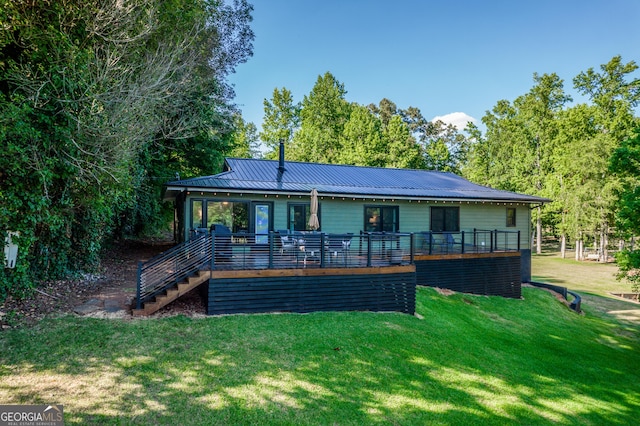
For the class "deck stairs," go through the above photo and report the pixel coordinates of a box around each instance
[133,269,210,316]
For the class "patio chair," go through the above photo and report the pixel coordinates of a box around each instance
[419,231,433,254]
[299,233,322,266]
[211,223,232,264]
[279,234,296,258]
[444,232,461,253]
[342,234,353,266]
[327,234,350,266]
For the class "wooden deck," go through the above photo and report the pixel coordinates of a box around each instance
[135,231,525,315]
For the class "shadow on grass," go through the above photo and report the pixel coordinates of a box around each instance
[531,275,567,285]
[1,288,639,425]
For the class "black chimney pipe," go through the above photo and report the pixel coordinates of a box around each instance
[278,140,286,173]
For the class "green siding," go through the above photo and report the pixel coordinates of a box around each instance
[180,193,532,243]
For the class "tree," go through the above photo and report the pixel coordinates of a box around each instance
[338,104,385,166]
[290,72,351,163]
[260,87,300,158]
[229,114,260,159]
[610,130,640,290]
[383,115,425,169]
[573,56,640,261]
[0,0,254,298]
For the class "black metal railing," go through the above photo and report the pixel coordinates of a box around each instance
[136,233,212,309]
[412,229,521,255]
[211,231,415,270]
[136,228,521,308]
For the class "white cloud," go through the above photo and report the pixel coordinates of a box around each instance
[431,112,477,130]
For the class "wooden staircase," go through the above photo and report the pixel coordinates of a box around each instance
[133,269,210,316]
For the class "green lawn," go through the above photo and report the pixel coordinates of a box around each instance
[1,259,639,424]
[532,252,640,323]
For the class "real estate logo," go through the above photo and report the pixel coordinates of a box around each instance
[0,405,64,426]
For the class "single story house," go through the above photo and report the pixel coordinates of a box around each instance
[136,145,548,316]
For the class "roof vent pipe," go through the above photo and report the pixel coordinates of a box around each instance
[278,140,286,173]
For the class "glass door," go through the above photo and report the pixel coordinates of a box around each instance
[254,203,270,244]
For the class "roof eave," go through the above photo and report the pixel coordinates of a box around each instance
[163,185,549,204]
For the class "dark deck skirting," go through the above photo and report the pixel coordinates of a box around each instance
[414,252,522,299]
[205,265,416,315]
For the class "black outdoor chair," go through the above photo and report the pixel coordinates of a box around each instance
[211,223,232,264]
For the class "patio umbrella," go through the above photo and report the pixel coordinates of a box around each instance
[308,188,320,231]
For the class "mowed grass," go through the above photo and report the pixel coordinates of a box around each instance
[532,251,640,323]
[2,280,639,425]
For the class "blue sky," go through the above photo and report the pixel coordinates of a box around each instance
[229,0,640,135]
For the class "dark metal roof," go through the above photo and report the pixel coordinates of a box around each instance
[164,158,549,203]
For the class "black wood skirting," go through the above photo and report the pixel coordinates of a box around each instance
[206,271,416,315]
[415,253,521,298]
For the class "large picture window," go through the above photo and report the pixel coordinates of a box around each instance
[191,200,250,233]
[430,206,459,232]
[364,206,399,233]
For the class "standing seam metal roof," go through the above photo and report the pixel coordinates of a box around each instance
[164,158,549,203]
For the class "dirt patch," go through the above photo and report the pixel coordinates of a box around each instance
[522,283,572,309]
[1,238,206,328]
[434,287,456,296]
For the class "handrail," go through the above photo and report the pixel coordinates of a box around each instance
[136,234,212,309]
[136,229,521,308]
[415,229,521,255]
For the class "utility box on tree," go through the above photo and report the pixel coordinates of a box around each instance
[4,232,18,269]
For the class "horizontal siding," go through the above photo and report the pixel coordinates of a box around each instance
[415,253,522,298]
[183,194,532,243]
[207,271,416,315]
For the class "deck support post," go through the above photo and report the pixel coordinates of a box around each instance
[410,233,415,263]
[490,230,494,252]
[428,231,433,255]
[268,232,274,269]
[517,230,521,251]
[320,233,326,268]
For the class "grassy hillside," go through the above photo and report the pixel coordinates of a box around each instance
[1,285,639,425]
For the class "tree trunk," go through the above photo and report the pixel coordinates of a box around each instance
[536,206,542,254]
[560,234,566,258]
[601,226,609,263]
[575,239,582,261]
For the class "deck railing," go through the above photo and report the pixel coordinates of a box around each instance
[136,228,521,308]
[412,229,521,255]
[136,233,212,309]
[212,232,415,270]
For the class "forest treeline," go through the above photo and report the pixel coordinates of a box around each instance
[1,1,639,298]
[0,0,255,298]
[251,59,639,266]
[239,56,640,288]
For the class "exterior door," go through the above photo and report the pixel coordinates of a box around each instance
[254,203,270,244]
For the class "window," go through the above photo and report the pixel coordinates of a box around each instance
[288,203,320,231]
[430,206,459,232]
[506,207,516,227]
[191,200,250,233]
[191,200,203,229]
[364,206,399,232]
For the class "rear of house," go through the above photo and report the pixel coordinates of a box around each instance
[138,149,547,316]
